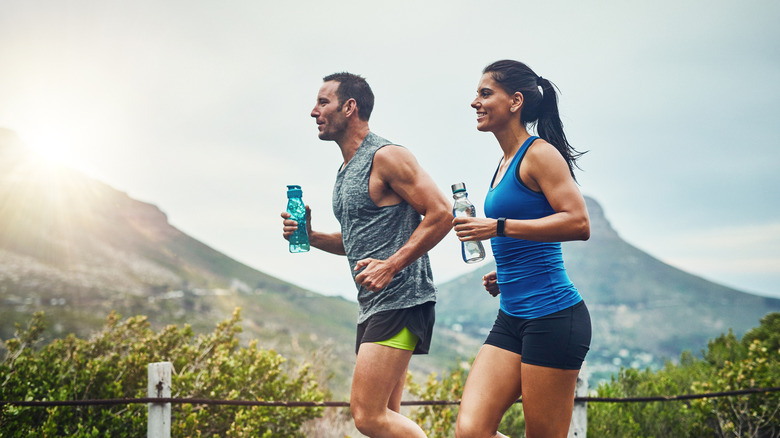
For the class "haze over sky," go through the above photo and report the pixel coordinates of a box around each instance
[2,1,779,300]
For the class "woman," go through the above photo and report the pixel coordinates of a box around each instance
[453,60,592,438]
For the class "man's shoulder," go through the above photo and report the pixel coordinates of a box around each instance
[362,131,389,145]
[373,143,415,164]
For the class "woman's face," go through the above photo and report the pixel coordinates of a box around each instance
[471,73,515,132]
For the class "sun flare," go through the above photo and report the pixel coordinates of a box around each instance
[22,130,75,165]
[16,128,95,177]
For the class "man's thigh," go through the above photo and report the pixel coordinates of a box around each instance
[351,342,414,411]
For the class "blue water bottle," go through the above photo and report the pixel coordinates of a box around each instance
[286,185,310,253]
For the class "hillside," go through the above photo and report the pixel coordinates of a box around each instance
[434,197,780,381]
[3,126,779,390]
[0,129,362,392]
[0,128,470,396]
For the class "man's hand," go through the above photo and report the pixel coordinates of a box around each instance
[281,205,312,241]
[354,258,399,292]
[483,270,500,297]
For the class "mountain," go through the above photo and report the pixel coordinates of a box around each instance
[0,128,469,396]
[433,197,780,381]
[0,129,360,392]
[2,126,779,390]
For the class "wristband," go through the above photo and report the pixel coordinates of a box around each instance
[496,217,506,237]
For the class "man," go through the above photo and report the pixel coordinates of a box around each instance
[281,72,452,437]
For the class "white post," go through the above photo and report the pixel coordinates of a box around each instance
[567,368,588,437]
[148,362,172,438]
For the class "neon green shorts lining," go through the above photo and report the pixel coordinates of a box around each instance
[373,327,419,351]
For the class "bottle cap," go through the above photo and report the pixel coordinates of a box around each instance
[451,182,466,193]
[287,185,303,198]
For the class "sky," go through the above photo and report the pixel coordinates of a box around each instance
[1,1,779,300]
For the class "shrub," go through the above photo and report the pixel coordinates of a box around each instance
[0,309,325,437]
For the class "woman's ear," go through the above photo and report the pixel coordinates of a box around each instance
[510,91,524,113]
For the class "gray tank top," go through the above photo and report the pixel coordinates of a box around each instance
[333,132,437,323]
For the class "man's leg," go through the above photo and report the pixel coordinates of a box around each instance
[387,362,407,413]
[351,342,426,438]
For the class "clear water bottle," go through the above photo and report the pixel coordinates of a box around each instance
[286,185,310,253]
[451,182,485,263]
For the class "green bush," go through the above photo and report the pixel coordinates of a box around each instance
[406,358,526,438]
[0,309,325,437]
[589,312,780,437]
[409,313,780,437]
[691,313,780,437]
[406,364,466,437]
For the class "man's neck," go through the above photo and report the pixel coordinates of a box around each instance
[338,124,371,166]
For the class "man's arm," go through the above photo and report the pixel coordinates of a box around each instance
[353,145,452,292]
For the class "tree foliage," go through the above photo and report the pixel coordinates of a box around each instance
[406,359,525,438]
[589,312,780,437]
[0,309,325,437]
[409,313,780,437]
[406,364,465,437]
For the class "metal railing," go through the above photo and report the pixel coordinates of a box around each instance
[2,362,779,438]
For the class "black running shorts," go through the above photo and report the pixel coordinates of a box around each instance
[355,301,435,355]
[484,300,591,370]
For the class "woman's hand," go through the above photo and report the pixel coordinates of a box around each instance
[483,270,500,297]
[452,217,497,241]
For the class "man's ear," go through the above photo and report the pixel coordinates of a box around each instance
[343,98,358,118]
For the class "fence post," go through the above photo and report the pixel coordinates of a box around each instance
[567,368,588,437]
[148,362,172,438]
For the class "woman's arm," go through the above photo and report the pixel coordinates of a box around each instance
[453,140,589,243]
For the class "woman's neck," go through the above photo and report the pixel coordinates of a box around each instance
[493,124,532,160]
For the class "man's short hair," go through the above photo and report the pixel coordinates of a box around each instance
[323,72,374,121]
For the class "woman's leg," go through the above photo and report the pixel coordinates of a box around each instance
[520,363,579,438]
[456,345,524,438]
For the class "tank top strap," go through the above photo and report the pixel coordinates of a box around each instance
[490,136,541,189]
[507,135,541,191]
[508,135,540,172]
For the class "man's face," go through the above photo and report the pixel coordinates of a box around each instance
[311,80,348,141]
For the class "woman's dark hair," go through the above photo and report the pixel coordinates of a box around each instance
[323,72,374,121]
[483,60,585,179]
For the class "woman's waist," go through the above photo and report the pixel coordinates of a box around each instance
[496,267,572,288]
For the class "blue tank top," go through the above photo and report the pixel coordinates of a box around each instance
[483,136,582,318]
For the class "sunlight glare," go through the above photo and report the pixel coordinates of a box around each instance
[16,127,96,178]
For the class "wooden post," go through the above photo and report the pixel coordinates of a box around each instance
[148,362,172,438]
[568,368,588,437]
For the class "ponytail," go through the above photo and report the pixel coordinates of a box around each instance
[483,60,586,180]
[536,77,584,180]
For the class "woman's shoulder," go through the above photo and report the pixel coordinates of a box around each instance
[525,138,562,163]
